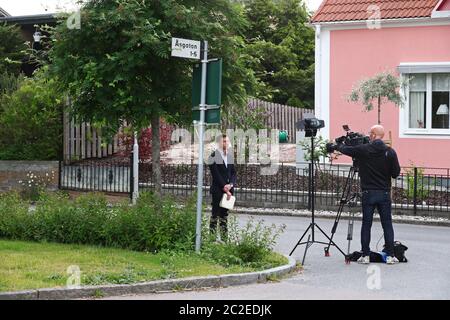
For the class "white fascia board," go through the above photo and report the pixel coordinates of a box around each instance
[432,0,450,18]
[398,62,450,74]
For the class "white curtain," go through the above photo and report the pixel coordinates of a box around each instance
[409,92,425,128]
[432,74,450,91]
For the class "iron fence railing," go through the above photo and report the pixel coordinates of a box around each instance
[59,155,132,193]
[139,163,450,216]
[59,157,450,216]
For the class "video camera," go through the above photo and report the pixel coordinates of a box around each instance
[326,125,370,153]
[296,117,325,137]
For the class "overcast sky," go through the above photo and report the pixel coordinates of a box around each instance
[0,0,323,16]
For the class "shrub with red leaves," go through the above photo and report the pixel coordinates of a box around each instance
[118,120,175,161]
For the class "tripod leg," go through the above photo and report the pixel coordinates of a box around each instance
[316,224,347,258]
[325,167,356,256]
[347,210,355,255]
[289,224,312,256]
[301,234,312,266]
[325,202,345,256]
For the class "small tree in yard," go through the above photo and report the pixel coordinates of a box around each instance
[49,0,260,194]
[0,23,27,76]
[348,71,405,125]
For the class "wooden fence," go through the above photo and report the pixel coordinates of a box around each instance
[252,98,313,137]
[63,112,123,162]
[63,99,313,161]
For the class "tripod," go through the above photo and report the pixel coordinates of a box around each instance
[289,135,346,265]
[324,165,360,263]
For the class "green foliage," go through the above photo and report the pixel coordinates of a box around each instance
[0,193,30,239]
[0,192,286,269]
[49,0,261,137]
[348,71,406,124]
[0,192,197,252]
[18,171,57,202]
[0,71,24,96]
[242,0,315,108]
[0,68,63,160]
[298,136,329,163]
[222,99,270,130]
[0,23,27,76]
[404,166,430,201]
[202,216,286,267]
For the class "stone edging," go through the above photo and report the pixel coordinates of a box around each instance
[0,255,297,300]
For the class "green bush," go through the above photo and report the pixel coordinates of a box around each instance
[404,167,430,201]
[0,192,285,268]
[0,192,30,239]
[0,22,27,76]
[0,191,197,252]
[0,69,63,160]
[202,216,286,268]
[0,71,24,96]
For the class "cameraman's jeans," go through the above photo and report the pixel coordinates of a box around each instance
[361,190,395,257]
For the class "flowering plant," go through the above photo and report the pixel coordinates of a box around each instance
[19,170,56,201]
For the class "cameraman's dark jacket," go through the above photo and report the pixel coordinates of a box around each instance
[337,139,400,191]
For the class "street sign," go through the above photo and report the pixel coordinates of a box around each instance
[192,59,223,107]
[171,38,201,60]
[193,107,221,124]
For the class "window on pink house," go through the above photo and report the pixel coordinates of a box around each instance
[408,73,450,131]
[409,74,427,129]
[432,74,450,129]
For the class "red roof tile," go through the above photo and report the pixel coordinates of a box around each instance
[311,0,440,23]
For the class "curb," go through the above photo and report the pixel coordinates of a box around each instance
[231,208,450,228]
[0,255,297,300]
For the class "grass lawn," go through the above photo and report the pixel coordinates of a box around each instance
[0,240,287,293]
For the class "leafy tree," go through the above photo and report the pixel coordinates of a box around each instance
[242,0,315,108]
[0,68,63,160]
[0,23,27,76]
[0,71,24,96]
[348,71,405,124]
[49,0,260,194]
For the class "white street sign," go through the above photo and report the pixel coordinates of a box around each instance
[171,38,201,60]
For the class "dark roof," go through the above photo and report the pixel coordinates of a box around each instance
[311,0,440,23]
[0,13,56,26]
[0,7,10,17]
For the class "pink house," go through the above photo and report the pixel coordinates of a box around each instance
[312,0,450,168]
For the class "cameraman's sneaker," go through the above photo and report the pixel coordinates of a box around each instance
[386,256,399,264]
[357,256,370,264]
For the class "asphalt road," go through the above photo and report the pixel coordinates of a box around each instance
[105,214,450,300]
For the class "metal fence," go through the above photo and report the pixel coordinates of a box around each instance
[59,155,132,194]
[58,157,450,217]
[139,163,450,217]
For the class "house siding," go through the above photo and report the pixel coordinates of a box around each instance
[328,24,450,168]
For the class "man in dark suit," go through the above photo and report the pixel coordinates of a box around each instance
[208,134,237,241]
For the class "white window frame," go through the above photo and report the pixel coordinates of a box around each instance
[399,64,450,139]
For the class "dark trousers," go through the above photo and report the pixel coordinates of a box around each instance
[361,190,395,256]
[210,192,229,240]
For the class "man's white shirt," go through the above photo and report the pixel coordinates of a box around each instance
[218,149,228,168]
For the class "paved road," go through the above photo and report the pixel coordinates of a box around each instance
[106,214,450,300]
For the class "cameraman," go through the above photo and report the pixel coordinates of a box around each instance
[336,125,401,264]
